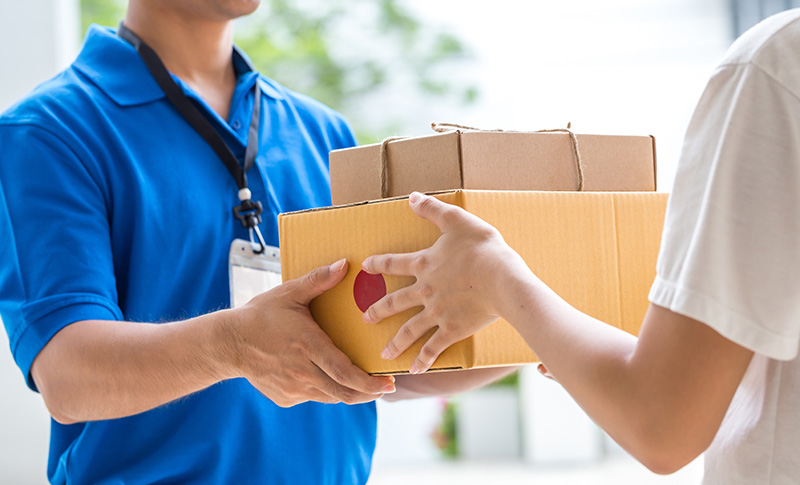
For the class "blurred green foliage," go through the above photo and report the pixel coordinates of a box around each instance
[431,399,459,459]
[79,0,477,142]
[490,370,520,388]
[80,0,125,32]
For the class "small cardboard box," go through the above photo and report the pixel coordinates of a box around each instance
[330,130,657,205]
[279,190,667,375]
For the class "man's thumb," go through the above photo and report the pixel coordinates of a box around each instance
[294,259,348,305]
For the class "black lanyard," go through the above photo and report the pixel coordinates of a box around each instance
[118,23,267,253]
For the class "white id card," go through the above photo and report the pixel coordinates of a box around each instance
[229,239,282,308]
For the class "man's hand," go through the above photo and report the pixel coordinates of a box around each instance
[225,259,396,406]
[361,192,534,374]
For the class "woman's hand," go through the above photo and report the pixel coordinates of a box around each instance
[361,192,534,374]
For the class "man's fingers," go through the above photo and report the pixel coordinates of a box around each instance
[408,192,460,233]
[272,388,336,407]
[363,285,423,324]
[307,365,385,405]
[309,338,396,395]
[293,259,348,305]
[409,328,460,374]
[361,251,419,277]
[380,313,436,361]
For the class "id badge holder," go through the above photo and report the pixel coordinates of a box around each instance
[229,239,282,308]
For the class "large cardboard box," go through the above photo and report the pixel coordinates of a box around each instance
[330,130,657,205]
[279,190,667,375]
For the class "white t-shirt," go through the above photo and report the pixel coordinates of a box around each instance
[648,9,800,484]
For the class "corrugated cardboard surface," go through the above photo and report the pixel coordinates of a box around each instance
[330,132,462,205]
[330,131,657,205]
[279,190,668,374]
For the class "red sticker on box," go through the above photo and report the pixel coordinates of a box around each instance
[353,270,387,313]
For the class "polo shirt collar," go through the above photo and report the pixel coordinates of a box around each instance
[72,25,284,107]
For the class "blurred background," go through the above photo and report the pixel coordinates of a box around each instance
[0,0,796,483]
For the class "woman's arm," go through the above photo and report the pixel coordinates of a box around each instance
[363,192,753,473]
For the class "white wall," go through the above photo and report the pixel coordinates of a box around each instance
[0,0,79,111]
[0,332,51,484]
[0,0,80,482]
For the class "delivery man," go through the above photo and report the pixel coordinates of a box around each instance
[363,9,800,483]
[0,0,509,483]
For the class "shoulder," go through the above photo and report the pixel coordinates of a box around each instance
[719,9,800,96]
[1,66,101,143]
[258,76,357,150]
[0,66,111,184]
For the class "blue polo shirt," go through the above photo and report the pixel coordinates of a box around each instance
[0,25,376,484]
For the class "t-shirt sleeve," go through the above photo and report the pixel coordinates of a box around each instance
[0,123,123,390]
[649,62,800,360]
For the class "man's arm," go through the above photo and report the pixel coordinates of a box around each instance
[31,261,395,424]
[363,193,753,474]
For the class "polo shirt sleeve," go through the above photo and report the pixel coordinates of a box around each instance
[0,122,123,391]
[648,62,800,361]
[328,113,357,151]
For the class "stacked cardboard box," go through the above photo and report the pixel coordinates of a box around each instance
[331,129,657,205]
[279,126,667,374]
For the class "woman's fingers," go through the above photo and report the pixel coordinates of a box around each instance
[362,250,421,277]
[408,192,460,233]
[381,312,436,361]
[363,285,423,324]
[537,363,556,381]
[408,327,462,374]
[380,311,467,375]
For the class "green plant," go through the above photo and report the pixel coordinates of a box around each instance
[80,0,125,31]
[431,398,458,459]
[490,369,520,388]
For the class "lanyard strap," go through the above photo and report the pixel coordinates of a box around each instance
[117,23,267,252]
